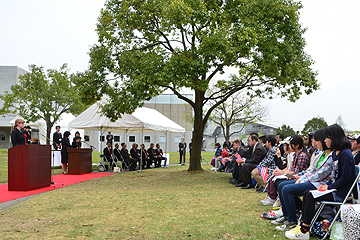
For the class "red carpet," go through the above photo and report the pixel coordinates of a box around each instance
[0,172,115,203]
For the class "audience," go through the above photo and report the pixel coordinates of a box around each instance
[350,133,360,165]
[120,142,136,171]
[210,143,222,171]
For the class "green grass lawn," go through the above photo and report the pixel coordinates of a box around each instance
[0,165,293,239]
[0,149,320,239]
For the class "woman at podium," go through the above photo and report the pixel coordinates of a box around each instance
[61,131,71,174]
[11,118,26,147]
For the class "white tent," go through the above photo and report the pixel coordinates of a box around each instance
[68,98,185,133]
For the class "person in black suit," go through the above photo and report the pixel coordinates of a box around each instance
[53,126,62,150]
[140,144,151,169]
[147,143,156,168]
[72,136,82,148]
[22,126,32,144]
[11,118,26,147]
[104,142,114,170]
[236,135,267,189]
[155,143,167,167]
[72,131,81,148]
[130,143,140,168]
[179,138,186,164]
[61,131,71,174]
[120,142,136,171]
[106,132,113,144]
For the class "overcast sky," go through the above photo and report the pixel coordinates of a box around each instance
[0,0,359,131]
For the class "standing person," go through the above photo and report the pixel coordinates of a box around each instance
[53,126,62,150]
[106,132,113,144]
[61,131,71,174]
[11,118,26,147]
[285,124,356,240]
[179,138,186,165]
[22,126,32,144]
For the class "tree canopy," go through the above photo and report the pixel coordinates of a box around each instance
[209,92,267,143]
[0,64,87,143]
[302,117,328,135]
[79,0,319,171]
[276,124,298,138]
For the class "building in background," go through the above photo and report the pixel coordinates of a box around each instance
[0,66,27,148]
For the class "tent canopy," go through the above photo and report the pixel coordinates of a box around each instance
[68,99,185,133]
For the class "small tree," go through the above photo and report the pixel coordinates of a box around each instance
[335,115,346,130]
[302,117,328,135]
[276,124,297,138]
[0,64,87,144]
[209,92,267,143]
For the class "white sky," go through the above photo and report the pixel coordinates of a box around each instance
[0,0,359,131]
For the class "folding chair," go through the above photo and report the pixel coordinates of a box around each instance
[117,152,131,171]
[310,165,360,239]
[99,154,110,171]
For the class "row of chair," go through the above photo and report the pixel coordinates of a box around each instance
[99,153,131,171]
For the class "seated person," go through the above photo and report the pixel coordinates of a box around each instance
[350,133,360,165]
[261,136,310,206]
[147,143,156,168]
[103,142,114,170]
[251,136,277,191]
[218,143,231,172]
[229,139,248,185]
[285,124,356,239]
[210,143,222,170]
[140,144,151,169]
[120,142,136,171]
[130,143,140,167]
[155,143,167,167]
[72,136,82,148]
[235,135,267,189]
[259,135,270,152]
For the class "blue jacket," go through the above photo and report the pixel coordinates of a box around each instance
[328,149,356,200]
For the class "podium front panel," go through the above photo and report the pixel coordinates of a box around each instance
[68,148,92,175]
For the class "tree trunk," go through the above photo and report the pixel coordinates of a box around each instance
[225,123,230,144]
[46,121,53,146]
[188,90,205,172]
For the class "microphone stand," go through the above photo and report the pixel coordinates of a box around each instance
[81,141,96,150]
[38,132,64,188]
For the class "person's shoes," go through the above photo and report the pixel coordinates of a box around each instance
[181,163,186,165]
[229,178,234,183]
[230,179,240,185]
[285,225,309,239]
[260,196,276,205]
[235,182,244,187]
[62,172,68,175]
[271,216,287,225]
[225,169,231,173]
[275,221,297,231]
[273,198,281,208]
[261,208,283,220]
[241,184,254,189]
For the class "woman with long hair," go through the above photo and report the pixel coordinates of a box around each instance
[61,131,71,174]
[285,124,356,239]
[10,118,26,147]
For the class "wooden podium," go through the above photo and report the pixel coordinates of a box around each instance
[8,144,51,191]
[68,148,92,175]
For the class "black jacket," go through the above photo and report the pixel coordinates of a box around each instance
[103,147,113,161]
[113,147,122,161]
[72,141,81,148]
[246,143,267,165]
[147,148,155,159]
[130,148,140,159]
[179,142,186,152]
[120,148,131,160]
[22,130,31,144]
[11,128,25,147]
[53,131,62,150]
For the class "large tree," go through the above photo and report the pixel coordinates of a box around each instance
[0,64,87,144]
[302,116,328,135]
[78,0,318,172]
[208,91,267,143]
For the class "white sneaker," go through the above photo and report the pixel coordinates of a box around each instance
[285,225,309,239]
[260,196,276,205]
[273,198,281,208]
[273,208,283,218]
[210,167,216,171]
